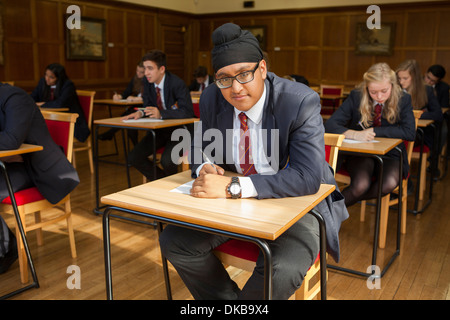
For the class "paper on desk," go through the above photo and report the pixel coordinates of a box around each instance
[343,139,379,144]
[170,180,194,194]
[122,118,163,123]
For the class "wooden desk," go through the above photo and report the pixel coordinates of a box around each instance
[101,170,335,300]
[0,144,43,299]
[94,99,143,118]
[93,117,199,214]
[330,137,403,278]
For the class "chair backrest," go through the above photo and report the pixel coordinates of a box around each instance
[41,111,79,162]
[1,81,14,86]
[320,84,344,96]
[324,133,345,175]
[405,110,423,162]
[76,90,96,130]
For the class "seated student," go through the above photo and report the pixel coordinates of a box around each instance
[98,61,145,143]
[424,64,450,109]
[159,23,348,300]
[424,64,449,156]
[122,50,195,180]
[30,63,90,143]
[188,66,213,92]
[397,59,444,175]
[325,62,416,207]
[0,83,80,274]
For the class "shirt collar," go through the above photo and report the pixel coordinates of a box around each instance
[155,74,166,90]
[234,83,267,125]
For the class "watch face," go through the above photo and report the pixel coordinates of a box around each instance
[229,183,241,195]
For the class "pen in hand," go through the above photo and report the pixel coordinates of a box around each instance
[201,150,219,174]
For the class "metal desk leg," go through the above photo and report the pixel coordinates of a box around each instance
[0,161,39,300]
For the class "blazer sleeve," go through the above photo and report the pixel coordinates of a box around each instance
[30,78,45,102]
[0,87,36,150]
[420,86,444,122]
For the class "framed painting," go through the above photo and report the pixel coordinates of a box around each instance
[66,16,106,60]
[242,25,267,51]
[355,22,395,56]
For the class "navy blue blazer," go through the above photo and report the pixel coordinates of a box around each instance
[142,71,195,119]
[191,72,349,263]
[421,86,443,122]
[434,81,450,109]
[1,84,79,204]
[30,77,90,142]
[324,89,416,178]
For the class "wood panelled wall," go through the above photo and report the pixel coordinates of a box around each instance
[195,2,450,87]
[0,0,193,98]
[1,1,450,96]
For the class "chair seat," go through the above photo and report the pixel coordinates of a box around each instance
[413,145,430,153]
[1,187,45,206]
[215,239,320,265]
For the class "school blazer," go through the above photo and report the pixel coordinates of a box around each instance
[142,71,195,119]
[1,84,79,204]
[191,72,349,263]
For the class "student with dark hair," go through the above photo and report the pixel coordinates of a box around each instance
[188,66,214,92]
[0,83,79,273]
[159,23,348,300]
[30,63,90,142]
[122,50,195,180]
[425,64,449,109]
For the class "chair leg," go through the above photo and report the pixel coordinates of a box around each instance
[401,180,408,234]
[65,202,77,258]
[360,200,366,222]
[72,151,77,169]
[378,194,390,249]
[87,142,94,174]
[14,207,29,284]
[34,211,43,246]
[419,153,427,201]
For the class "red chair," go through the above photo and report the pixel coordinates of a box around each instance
[0,111,79,283]
[319,85,344,116]
[73,90,96,174]
[213,133,344,300]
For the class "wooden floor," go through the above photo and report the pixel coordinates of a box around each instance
[1,123,449,300]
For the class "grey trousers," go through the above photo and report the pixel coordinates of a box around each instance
[159,213,319,300]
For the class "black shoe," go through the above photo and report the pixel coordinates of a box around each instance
[0,229,18,274]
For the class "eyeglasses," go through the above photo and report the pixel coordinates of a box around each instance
[214,61,260,89]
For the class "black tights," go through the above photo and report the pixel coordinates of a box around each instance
[342,156,400,207]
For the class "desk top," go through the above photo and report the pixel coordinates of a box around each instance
[94,117,198,130]
[40,107,69,112]
[418,119,434,127]
[340,137,402,155]
[101,171,335,240]
[0,144,43,158]
[94,99,143,106]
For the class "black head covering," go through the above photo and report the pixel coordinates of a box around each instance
[211,23,263,73]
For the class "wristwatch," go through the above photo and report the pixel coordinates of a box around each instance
[227,177,242,199]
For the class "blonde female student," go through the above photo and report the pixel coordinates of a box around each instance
[325,62,416,207]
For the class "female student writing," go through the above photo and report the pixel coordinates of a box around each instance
[396,59,443,160]
[30,63,90,142]
[325,62,416,207]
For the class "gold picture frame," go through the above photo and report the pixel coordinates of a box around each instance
[66,16,106,60]
[355,22,395,56]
